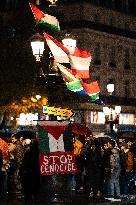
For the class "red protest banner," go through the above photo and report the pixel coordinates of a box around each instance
[39,151,77,175]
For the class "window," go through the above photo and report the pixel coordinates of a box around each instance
[105,0,111,8]
[109,47,116,68]
[6,0,18,10]
[93,44,101,65]
[95,0,100,5]
[115,0,122,10]
[124,48,130,69]
[111,0,115,9]
[122,0,129,12]
[94,14,99,23]
[124,22,129,30]
[124,80,129,98]
[109,18,113,26]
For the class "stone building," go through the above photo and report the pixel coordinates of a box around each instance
[51,0,136,132]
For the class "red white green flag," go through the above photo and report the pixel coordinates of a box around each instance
[29,3,60,32]
[80,80,100,101]
[44,32,92,78]
[44,33,69,63]
[70,48,92,79]
[37,121,77,175]
[57,63,84,93]
[57,63,100,101]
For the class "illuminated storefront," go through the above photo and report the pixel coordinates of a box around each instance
[84,111,136,128]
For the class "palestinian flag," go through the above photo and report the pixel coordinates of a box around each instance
[81,80,100,101]
[44,33,70,63]
[37,121,77,175]
[29,3,60,32]
[37,121,73,153]
[70,48,92,79]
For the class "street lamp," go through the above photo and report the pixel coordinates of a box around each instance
[48,0,58,6]
[107,83,114,95]
[62,33,76,54]
[103,83,121,133]
[31,33,45,62]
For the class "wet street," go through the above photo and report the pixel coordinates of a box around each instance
[1,192,136,205]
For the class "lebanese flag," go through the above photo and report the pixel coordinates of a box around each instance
[29,3,60,32]
[70,48,92,79]
[44,33,70,63]
[80,80,100,101]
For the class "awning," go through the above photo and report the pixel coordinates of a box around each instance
[118,125,136,132]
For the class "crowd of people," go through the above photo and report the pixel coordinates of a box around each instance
[0,131,136,204]
[73,135,136,202]
[0,133,40,205]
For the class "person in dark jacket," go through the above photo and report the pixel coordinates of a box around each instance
[19,139,40,205]
[120,142,134,196]
[102,142,112,197]
[85,139,104,200]
[0,149,3,194]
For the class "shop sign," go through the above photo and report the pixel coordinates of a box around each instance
[39,152,77,175]
[43,106,73,118]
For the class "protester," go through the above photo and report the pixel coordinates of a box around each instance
[0,136,9,195]
[106,141,121,201]
[19,139,40,205]
[85,139,104,201]
[10,134,25,194]
[120,142,134,196]
[74,135,85,193]
[0,149,3,194]
[102,142,112,197]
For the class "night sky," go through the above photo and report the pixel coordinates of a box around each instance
[0,2,40,106]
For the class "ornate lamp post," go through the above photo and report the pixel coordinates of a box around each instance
[103,83,121,134]
[31,33,45,62]
[62,33,76,55]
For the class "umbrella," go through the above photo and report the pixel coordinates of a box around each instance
[71,123,92,136]
[94,133,116,146]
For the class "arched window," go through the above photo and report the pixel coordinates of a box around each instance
[93,43,101,65]
[124,48,130,69]
[109,47,116,68]
[124,80,129,98]
[122,0,129,12]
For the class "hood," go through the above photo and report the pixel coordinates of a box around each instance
[111,148,118,154]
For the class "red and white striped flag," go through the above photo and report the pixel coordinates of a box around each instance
[70,48,92,79]
[44,33,92,79]
[44,33,70,63]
